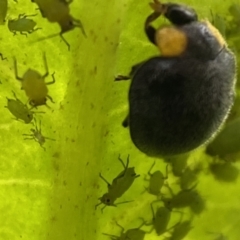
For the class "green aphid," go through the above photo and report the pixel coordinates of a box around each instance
[103,221,146,240]
[209,159,239,182]
[162,185,206,215]
[206,118,240,157]
[95,154,140,211]
[23,118,55,150]
[144,161,168,197]
[5,91,40,123]
[8,13,41,36]
[164,220,193,240]
[147,203,172,236]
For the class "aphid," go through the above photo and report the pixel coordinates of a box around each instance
[206,118,240,157]
[23,118,55,150]
[179,166,200,190]
[31,0,86,50]
[95,154,140,211]
[147,203,172,236]
[5,91,43,123]
[8,13,41,36]
[144,161,168,197]
[103,221,146,240]
[209,158,239,182]
[229,3,240,25]
[14,53,55,107]
[116,0,236,157]
[165,153,189,177]
[165,220,193,240]
[162,184,205,214]
[0,0,7,25]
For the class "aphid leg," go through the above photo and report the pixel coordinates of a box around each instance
[46,72,56,85]
[118,154,127,169]
[102,232,118,239]
[59,33,71,51]
[165,182,175,197]
[42,52,49,78]
[139,218,153,233]
[46,95,55,104]
[20,31,28,37]
[0,53,7,61]
[99,173,111,187]
[148,161,156,176]
[115,221,125,234]
[12,91,18,99]
[13,57,23,81]
[94,201,102,210]
[72,18,87,37]
[19,13,38,19]
[122,114,129,127]
[100,204,107,213]
[164,164,169,179]
[45,136,56,141]
[31,27,42,33]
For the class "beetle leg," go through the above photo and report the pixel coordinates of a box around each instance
[114,75,130,81]
[122,114,129,127]
[13,57,24,81]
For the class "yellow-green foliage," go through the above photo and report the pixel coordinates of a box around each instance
[0,1,240,240]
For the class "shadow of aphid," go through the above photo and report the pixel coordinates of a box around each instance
[209,161,239,182]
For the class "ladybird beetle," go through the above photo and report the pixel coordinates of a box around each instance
[116,0,236,157]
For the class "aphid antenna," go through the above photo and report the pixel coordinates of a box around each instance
[30,32,61,44]
[115,200,134,206]
[102,232,118,239]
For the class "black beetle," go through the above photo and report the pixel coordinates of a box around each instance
[116,0,236,157]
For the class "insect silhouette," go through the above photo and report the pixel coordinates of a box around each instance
[95,154,140,212]
[144,161,168,197]
[8,13,41,36]
[103,221,146,240]
[14,53,55,107]
[23,118,55,150]
[5,91,44,123]
[31,0,86,50]
[116,0,236,157]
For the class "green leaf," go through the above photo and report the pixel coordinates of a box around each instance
[0,1,240,240]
